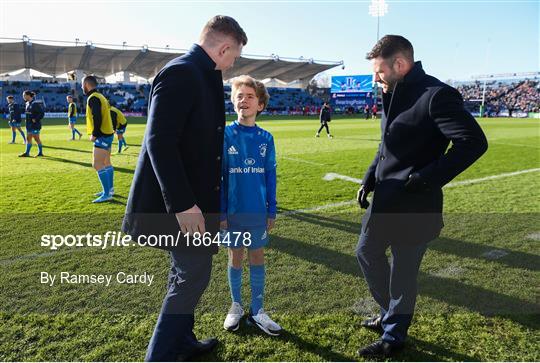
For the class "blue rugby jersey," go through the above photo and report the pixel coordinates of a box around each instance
[220,120,277,227]
[8,102,22,122]
[25,100,44,130]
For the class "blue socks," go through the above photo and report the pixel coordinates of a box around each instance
[228,265,243,304]
[227,263,266,312]
[25,143,32,155]
[97,167,110,195]
[11,129,25,143]
[37,143,43,155]
[249,264,265,313]
[94,166,114,202]
[71,128,81,139]
[118,139,127,153]
[105,165,114,192]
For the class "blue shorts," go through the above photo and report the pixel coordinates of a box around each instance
[26,127,40,135]
[8,121,21,127]
[93,135,114,150]
[116,126,126,134]
[69,116,77,123]
[220,225,269,250]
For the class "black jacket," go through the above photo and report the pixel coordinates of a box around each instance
[122,44,225,253]
[320,106,331,123]
[362,62,488,243]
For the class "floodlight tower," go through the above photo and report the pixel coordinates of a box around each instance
[368,0,389,110]
[369,0,389,42]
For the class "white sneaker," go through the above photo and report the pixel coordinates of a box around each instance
[223,302,244,331]
[315,133,320,137]
[247,308,282,336]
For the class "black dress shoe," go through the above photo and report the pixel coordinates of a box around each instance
[178,338,218,361]
[360,316,383,333]
[358,339,402,358]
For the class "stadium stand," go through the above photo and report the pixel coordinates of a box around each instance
[455,79,539,116]
[2,79,538,117]
[1,81,326,116]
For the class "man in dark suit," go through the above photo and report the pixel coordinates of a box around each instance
[355,35,488,357]
[122,16,247,361]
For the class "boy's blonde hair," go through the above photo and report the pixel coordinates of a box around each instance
[230,75,270,116]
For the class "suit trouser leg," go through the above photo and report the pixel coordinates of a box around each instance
[145,252,213,362]
[356,229,391,316]
[317,124,325,134]
[380,241,428,345]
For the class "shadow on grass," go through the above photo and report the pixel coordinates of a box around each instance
[197,322,480,361]
[430,237,539,272]
[199,322,352,361]
[271,212,540,330]
[43,145,93,154]
[279,209,540,272]
[44,156,135,175]
[397,336,478,361]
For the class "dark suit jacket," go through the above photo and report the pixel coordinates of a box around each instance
[122,44,225,253]
[362,61,488,243]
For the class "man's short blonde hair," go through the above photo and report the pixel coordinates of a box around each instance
[230,75,270,115]
[200,15,247,46]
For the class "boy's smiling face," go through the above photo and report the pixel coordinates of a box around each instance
[233,84,264,121]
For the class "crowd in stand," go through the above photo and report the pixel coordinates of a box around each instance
[456,79,539,115]
[1,79,538,117]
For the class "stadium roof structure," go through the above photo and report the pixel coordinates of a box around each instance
[0,38,342,82]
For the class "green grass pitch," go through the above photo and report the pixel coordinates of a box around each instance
[0,116,539,361]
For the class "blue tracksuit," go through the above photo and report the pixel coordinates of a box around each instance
[220,121,277,228]
[25,100,44,132]
[8,102,22,124]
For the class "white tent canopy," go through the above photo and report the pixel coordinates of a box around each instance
[0,40,341,83]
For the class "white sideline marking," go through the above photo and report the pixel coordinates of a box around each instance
[0,250,72,266]
[492,142,540,149]
[445,168,540,187]
[322,168,540,188]
[323,173,363,184]
[6,169,539,263]
[281,200,356,216]
[432,265,466,278]
[481,249,509,260]
[281,156,324,166]
[352,297,379,316]
[526,232,540,241]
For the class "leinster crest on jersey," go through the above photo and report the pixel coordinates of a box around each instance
[259,143,267,158]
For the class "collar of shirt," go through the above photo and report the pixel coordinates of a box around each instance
[188,44,217,71]
[233,120,259,133]
[402,61,426,85]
